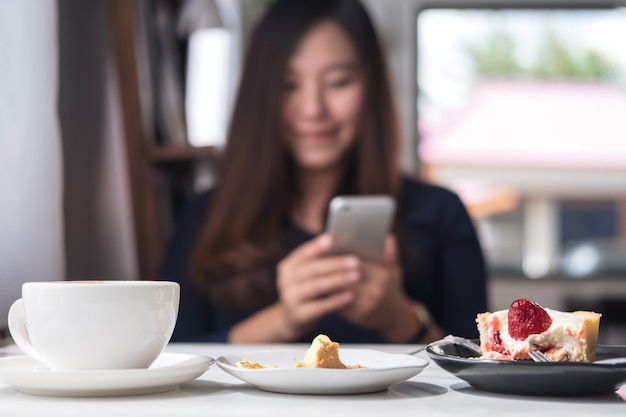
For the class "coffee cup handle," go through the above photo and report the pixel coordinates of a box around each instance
[8,298,43,361]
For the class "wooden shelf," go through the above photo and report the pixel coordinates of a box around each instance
[150,145,218,163]
[108,0,223,279]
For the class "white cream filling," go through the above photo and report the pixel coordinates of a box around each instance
[490,308,585,359]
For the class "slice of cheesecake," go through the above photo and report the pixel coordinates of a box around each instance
[476,298,601,362]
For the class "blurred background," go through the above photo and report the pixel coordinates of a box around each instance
[1,0,625,344]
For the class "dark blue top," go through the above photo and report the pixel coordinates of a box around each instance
[159,177,488,343]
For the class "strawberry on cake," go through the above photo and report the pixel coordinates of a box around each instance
[476,298,601,362]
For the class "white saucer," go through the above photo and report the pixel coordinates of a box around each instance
[0,352,214,397]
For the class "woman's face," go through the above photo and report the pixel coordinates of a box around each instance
[281,20,365,172]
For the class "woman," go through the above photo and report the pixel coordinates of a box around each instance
[160,0,488,344]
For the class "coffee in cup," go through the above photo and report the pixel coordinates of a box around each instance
[8,280,179,370]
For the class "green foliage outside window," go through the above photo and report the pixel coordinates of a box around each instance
[464,29,619,81]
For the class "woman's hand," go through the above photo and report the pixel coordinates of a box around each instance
[275,233,361,340]
[338,235,418,341]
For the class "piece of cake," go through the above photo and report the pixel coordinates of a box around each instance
[476,298,601,362]
[296,334,365,369]
[296,334,348,368]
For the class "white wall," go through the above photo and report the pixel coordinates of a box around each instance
[0,1,65,330]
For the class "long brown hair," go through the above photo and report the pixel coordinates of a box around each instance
[191,0,401,309]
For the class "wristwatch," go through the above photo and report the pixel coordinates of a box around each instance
[409,301,432,343]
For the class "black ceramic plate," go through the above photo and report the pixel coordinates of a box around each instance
[426,340,626,396]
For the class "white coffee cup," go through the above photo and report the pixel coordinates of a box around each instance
[8,280,180,370]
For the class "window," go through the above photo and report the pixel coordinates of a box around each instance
[417,5,626,279]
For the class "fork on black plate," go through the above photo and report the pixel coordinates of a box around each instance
[528,350,626,364]
[528,351,551,362]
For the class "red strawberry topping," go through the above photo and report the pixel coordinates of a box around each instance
[508,298,552,340]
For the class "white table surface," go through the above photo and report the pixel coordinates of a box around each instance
[1,342,625,417]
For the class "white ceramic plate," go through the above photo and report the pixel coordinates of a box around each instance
[0,352,214,397]
[216,348,428,394]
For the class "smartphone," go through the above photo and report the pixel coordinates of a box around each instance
[325,195,396,262]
